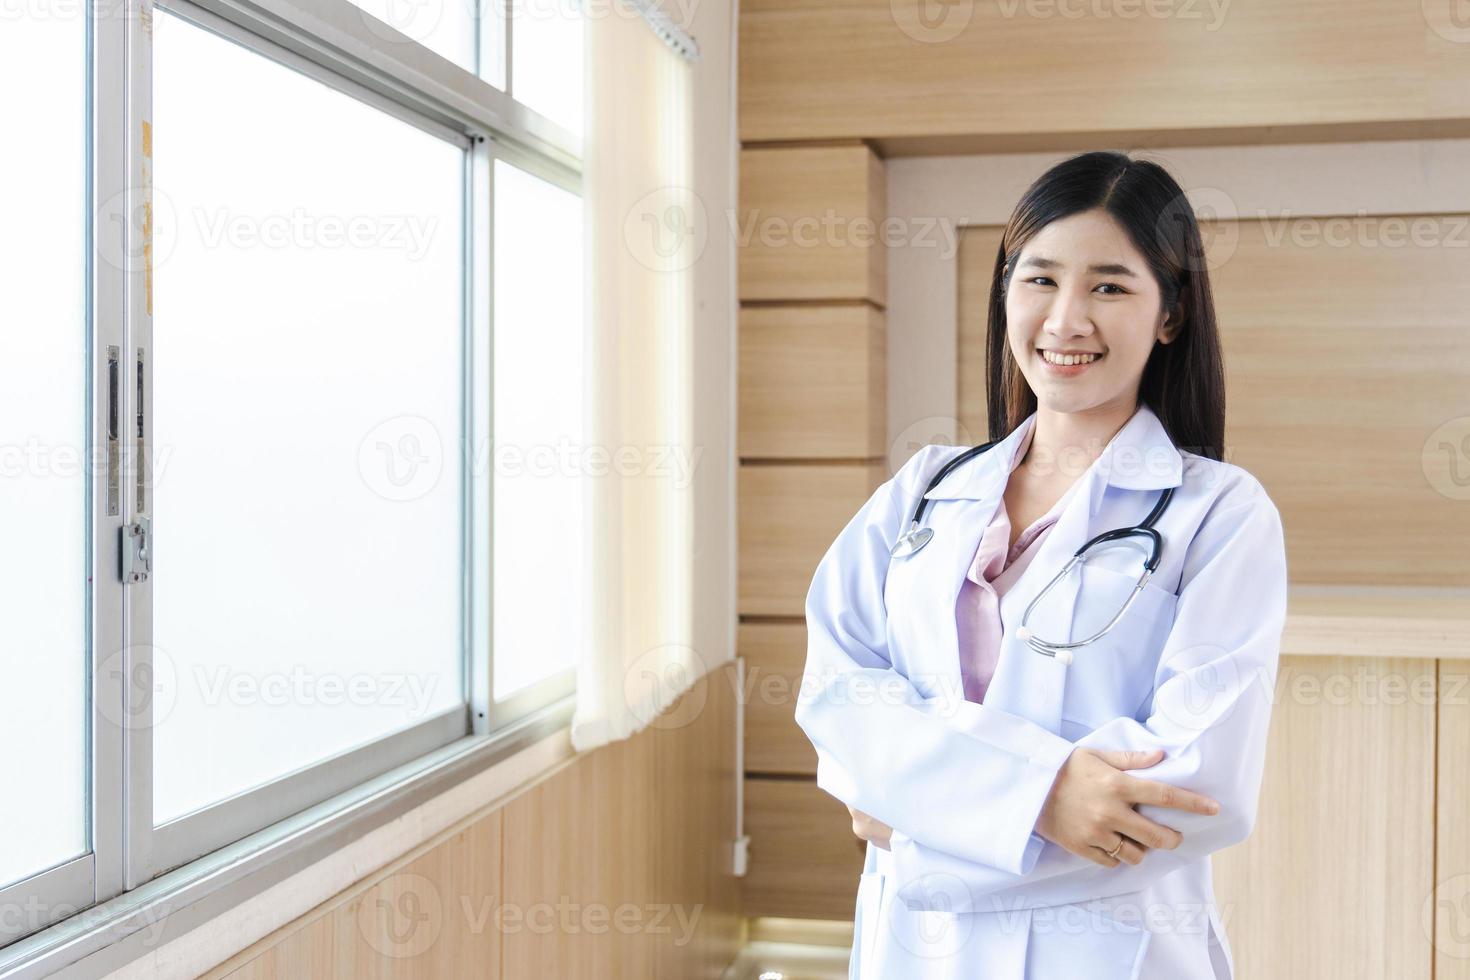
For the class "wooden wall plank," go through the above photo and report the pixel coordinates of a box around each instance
[740,0,1458,146]
[742,777,865,920]
[208,666,742,979]
[740,621,814,776]
[1436,658,1470,980]
[738,462,885,617]
[649,663,744,980]
[1211,215,1470,587]
[956,226,1004,443]
[1211,655,1437,978]
[738,145,887,305]
[739,304,886,459]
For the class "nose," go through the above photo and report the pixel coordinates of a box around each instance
[1041,287,1097,344]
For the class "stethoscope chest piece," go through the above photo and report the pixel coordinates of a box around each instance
[890,522,934,559]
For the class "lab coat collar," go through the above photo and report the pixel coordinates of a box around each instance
[921,402,1183,517]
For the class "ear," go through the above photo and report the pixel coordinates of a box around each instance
[1157,310,1182,345]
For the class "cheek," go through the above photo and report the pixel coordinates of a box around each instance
[1005,295,1041,342]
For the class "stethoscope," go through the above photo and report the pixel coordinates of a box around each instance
[890,441,1174,665]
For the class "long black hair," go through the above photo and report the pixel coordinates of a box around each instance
[985,151,1226,461]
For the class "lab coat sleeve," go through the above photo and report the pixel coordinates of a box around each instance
[795,446,1077,877]
[883,487,1288,914]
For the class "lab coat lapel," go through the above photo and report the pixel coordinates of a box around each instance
[914,416,1037,712]
[983,465,1101,737]
[983,402,1184,735]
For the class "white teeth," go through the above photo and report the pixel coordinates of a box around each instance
[1040,350,1101,366]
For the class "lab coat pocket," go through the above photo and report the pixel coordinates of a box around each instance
[850,871,886,980]
[1060,561,1178,732]
[1026,901,1152,980]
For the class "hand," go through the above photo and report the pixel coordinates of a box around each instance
[1035,747,1220,868]
[847,805,894,850]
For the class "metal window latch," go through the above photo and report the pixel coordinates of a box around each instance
[121,517,152,584]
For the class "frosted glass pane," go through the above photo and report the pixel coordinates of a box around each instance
[492,160,582,700]
[511,0,583,135]
[0,11,87,890]
[344,0,477,72]
[480,0,507,90]
[152,10,466,823]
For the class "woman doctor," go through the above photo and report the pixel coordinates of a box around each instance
[797,151,1288,980]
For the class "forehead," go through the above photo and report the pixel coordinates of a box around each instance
[1019,210,1143,262]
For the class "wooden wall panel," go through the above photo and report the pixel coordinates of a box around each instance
[956,226,1004,442]
[1436,658,1470,980]
[955,214,1470,588]
[740,621,814,775]
[214,816,505,980]
[738,145,887,305]
[207,665,741,980]
[649,662,744,980]
[740,0,1470,148]
[501,735,656,979]
[1211,655,1437,979]
[743,777,866,920]
[739,304,886,459]
[1210,215,1470,588]
[737,462,885,617]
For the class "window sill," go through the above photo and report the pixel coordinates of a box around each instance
[0,695,577,980]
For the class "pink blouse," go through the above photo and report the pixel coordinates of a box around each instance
[956,426,1082,704]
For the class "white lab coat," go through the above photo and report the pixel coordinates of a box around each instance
[796,403,1288,980]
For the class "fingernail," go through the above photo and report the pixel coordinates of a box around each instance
[1208,801,1220,814]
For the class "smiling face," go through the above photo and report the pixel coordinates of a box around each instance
[1005,208,1178,417]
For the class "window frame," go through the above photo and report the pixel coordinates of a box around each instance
[0,0,584,971]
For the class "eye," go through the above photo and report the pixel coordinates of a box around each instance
[1022,277,1128,295]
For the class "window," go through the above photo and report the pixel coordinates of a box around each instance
[0,4,88,904]
[150,8,467,831]
[510,0,584,135]
[491,159,584,708]
[345,0,479,71]
[1,0,586,964]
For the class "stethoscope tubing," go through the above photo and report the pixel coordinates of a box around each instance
[891,440,1175,663]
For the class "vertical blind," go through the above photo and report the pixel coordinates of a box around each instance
[572,4,697,750]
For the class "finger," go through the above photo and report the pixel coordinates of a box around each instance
[1115,807,1181,850]
[1076,842,1116,867]
[1085,841,1122,868]
[1120,775,1221,815]
[1093,748,1164,771]
[1112,835,1148,866]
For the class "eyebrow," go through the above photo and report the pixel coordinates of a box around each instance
[1016,255,1141,278]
